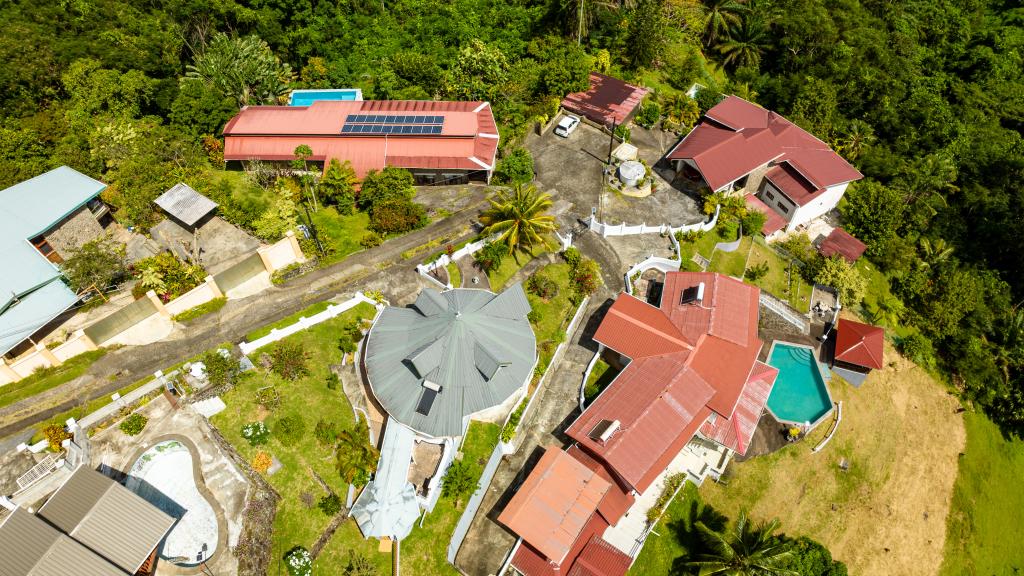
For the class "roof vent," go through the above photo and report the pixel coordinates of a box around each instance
[589,419,620,443]
[679,282,705,306]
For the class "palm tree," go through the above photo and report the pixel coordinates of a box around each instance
[836,119,876,162]
[335,420,379,487]
[703,0,748,48]
[682,513,796,576]
[988,306,1024,385]
[718,17,767,69]
[917,237,954,270]
[870,295,905,328]
[479,184,557,257]
[562,0,621,44]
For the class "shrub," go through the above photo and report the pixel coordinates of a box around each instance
[562,246,582,269]
[501,398,529,443]
[675,229,704,244]
[494,147,534,185]
[275,414,306,444]
[271,262,301,285]
[269,341,310,380]
[173,297,227,321]
[815,256,867,304]
[255,386,281,410]
[614,124,630,142]
[474,241,506,273]
[740,209,767,236]
[131,252,204,300]
[343,550,376,576]
[284,546,313,576]
[635,100,661,128]
[646,473,686,523]
[717,218,739,240]
[119,413,147,436]
[527,274,559,300]
[442,459,476,509]
[252,451,273,474]
[200,348,241,388]
[527,309,542,324]
[745,262,769,282]
[314,418,338,445]
[571,257,603,297]
[43,424,72,451]
[358,166,416,212]
[360,231,383,248]
[897,332,933,365]
[318,493,342,516]
[369,199,428,235]
[241,422,270,446]
[325,373,340,390]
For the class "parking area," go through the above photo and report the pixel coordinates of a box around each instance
[151,216,260,275]
[526,117,704,230]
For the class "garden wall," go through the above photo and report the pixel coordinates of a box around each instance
[587,204,719,237]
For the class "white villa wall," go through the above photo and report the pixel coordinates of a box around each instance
[788,182,850,231]
[260,237,301,271]
[52,331,95,362]
[164,280,220,316]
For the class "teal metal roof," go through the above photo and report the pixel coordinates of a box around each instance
[349,420,420,540]
[0,280,79,355]
[364,285,536,438]
[0,167,106,307]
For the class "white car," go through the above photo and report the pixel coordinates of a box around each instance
[554,115,581,137]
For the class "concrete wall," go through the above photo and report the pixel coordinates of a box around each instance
[0,331,98,387]
[43,206,105,259]
[52,330,97,362]
[164,278,221,317]
[789,182,849,231]
[258,231,305,272]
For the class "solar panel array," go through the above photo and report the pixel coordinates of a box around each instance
[342,114,445,135]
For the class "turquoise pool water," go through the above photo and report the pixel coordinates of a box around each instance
[766,343,833,425]
[289,89,361,106]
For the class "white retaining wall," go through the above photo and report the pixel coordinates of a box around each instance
[239,292,384,355]
[587,204,720,238]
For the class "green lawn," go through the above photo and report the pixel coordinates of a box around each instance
[446,261,461,288]
[707,236,752,278]
[172,296,227,322]
[488,249,542,291]
[628,483,709,575]
[311,207,372,266]
[745,240,814,311]
[213,308,500,575]
[941,411,1024,575]
[584,359,619,404]
[400,421,499,575]
[524,263,576,375]
[0,349,107,410]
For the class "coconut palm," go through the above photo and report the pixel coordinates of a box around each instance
[562,0,621,44]
[335,420,379,487]
[703,0,748,47]
[682,513,796,576]
[718,17,768,69]
[479,184,557,257]
[870,295,905,328]
[989,307,1024,384]
[836,119,876,161]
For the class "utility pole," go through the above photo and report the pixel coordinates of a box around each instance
[302,201,325,256]
[577,0,583,45]
[607,119,617,165]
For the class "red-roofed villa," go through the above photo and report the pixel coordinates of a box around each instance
[667,95,862,236]
[498,272,777,576]
[222,91,499,184]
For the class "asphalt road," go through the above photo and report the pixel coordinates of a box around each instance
[0,187,490,448]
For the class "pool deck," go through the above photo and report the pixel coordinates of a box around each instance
[764,341,836,429]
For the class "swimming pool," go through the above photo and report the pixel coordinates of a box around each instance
[765,342,834,426]
[289,88,363,106]
[126,440,219,566]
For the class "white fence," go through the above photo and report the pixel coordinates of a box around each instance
[587,204,720,238]
[239,292,384,355]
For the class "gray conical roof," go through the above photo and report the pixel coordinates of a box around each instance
[363,285,536,437]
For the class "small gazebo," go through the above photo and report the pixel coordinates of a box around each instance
[154,183,218,231]
[832,318,884,386]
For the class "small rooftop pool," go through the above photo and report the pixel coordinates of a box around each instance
[126,439,219,566]
[766,342,834,426]
[289,88,363,106]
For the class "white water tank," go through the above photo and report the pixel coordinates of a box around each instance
[618,161,645,187]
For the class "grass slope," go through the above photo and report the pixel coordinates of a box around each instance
[941,411,1024,575]
[0,349,107,410]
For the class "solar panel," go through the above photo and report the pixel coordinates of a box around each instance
[415,387,438,415]
[340,112,447,135]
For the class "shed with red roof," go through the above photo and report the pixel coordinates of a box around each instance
[818,227,867,263]
[222,99,498,184]
[666,95,861,234]
[561,73,649,128]
[833,318,884,372]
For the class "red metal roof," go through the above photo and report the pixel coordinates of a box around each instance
[744,194,787,235]
[222,100,498,178]
[499,448,612,564]
[566,445,635,525]
[567,272,764,492]
[818,227,867,263]
[699,361,778,455]
[668,96,862,195]
[566,536,632,576]
[763,164,818,205]
[562,73,649,127]
[834,318,884,370]
[509,511,611,576]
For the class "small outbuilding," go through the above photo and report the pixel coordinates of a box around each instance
[561,72,649,128]
[818,227,867,263]
[154,183,218,231]
[833,318,885,383]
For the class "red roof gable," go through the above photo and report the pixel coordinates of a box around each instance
[566,536,632,576]
[699,361,778,455]
[567,272,764,492]
[819,227,867,263]
[509,512,612,576]
[562,73,649,127]
[834,318,885,370]
[744,194,787,235]
[566,445,636,525]
[668,96,861,194]
[222,100,498,178]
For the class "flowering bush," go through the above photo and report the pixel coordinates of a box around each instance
[119,413,148,436]
[284,546,313,576]
[252,451,273,474]
[241,422,270,446]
